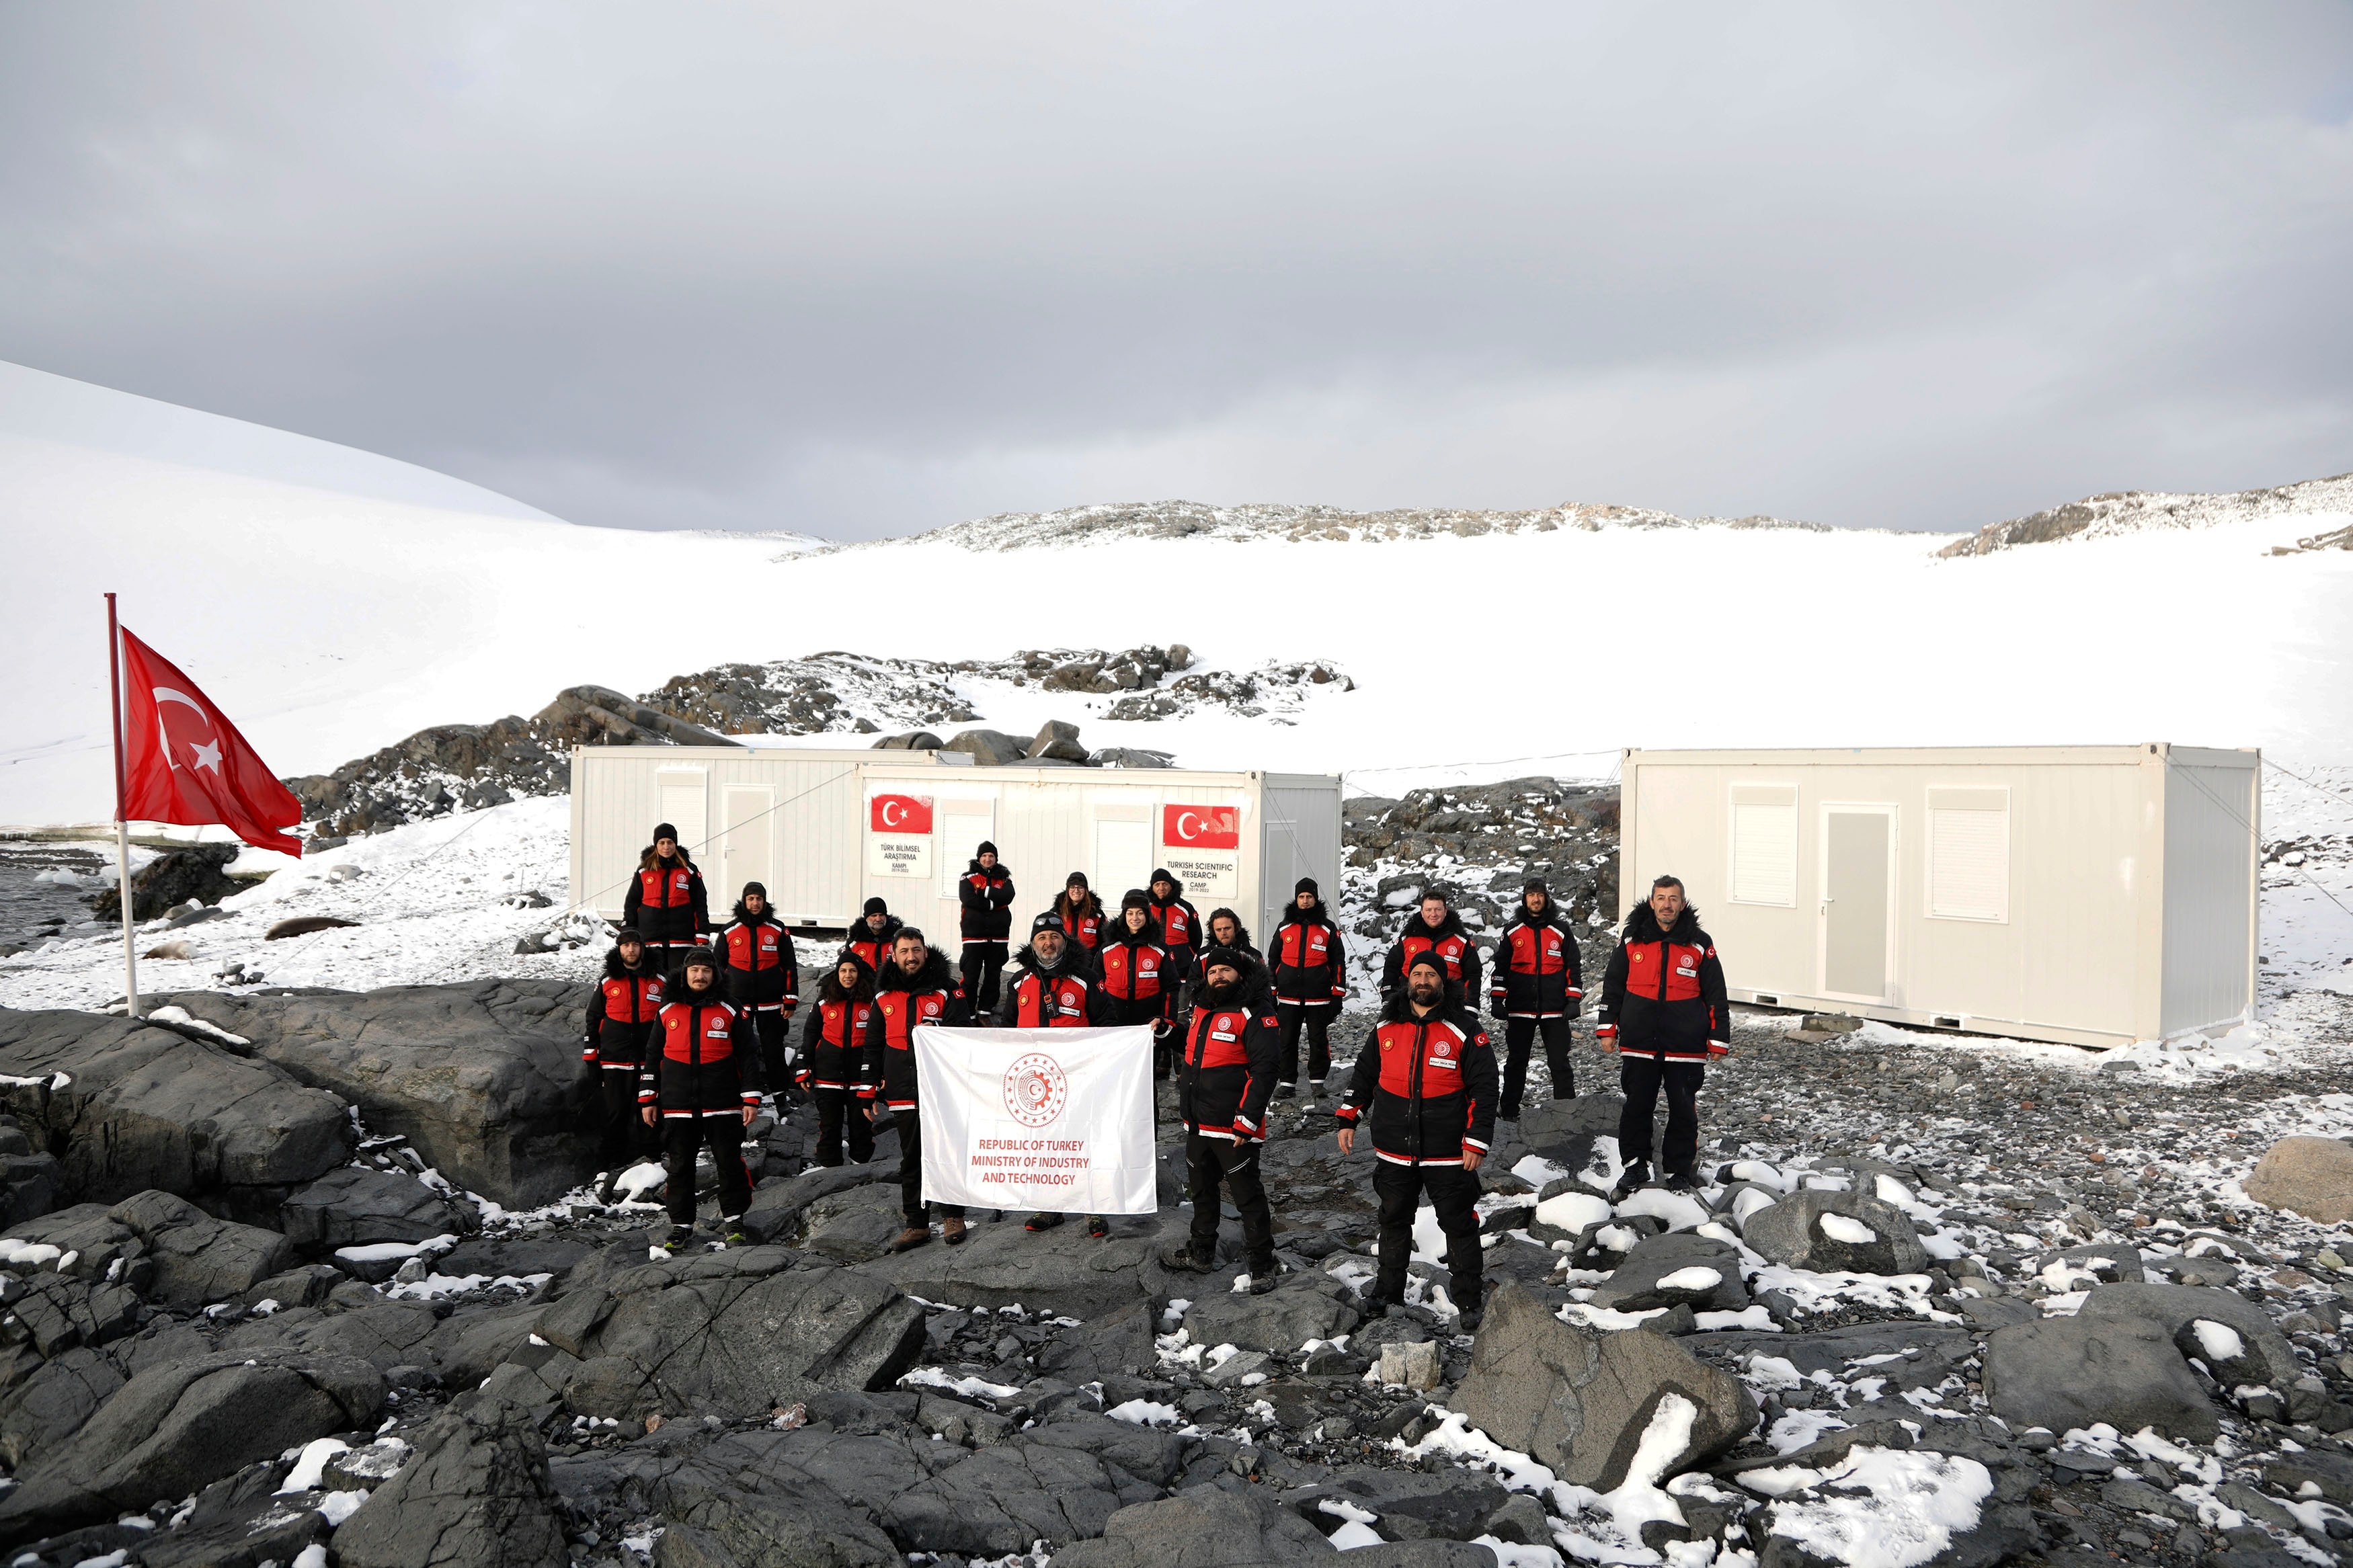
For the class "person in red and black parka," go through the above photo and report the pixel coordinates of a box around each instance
[715,881,799,1096]
[622,823,708,971]
[1053,872,1105,964]
[799,954,877,1167]
[1203,907,1261,968]
[1146,868,1201,980]
[842,897,903,977]
[1597,874,1730,1199]
[957,841,1016,1014]
[1159,946,1283,1290]
[1101,891,1181,1078]
[1269,877,1348,1099]
[582,927,664,1197]
[638,946,760,1250]
[1486,876,1585,1120]
[1380,888,1482,1007]
[1334,950,1499,1329]
[998,911,1119,1237]
[865,927,972,1252]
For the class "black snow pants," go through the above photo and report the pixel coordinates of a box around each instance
[1617,1056,1706,1177]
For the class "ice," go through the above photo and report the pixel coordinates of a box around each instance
[1657,1266,1724,1292]
[1749,1446,1995,1568]
[315,1489,368,1526]
[1106,1399,1181,1427]
[2191,1319,2245,1364]
[0,1240,63,1268]
[1326,1520,1384,1549]
[1614,1188,1712,1231]
[1818,1214,1878,1244]
[1533,1190,1611,1234]
[275,1438,350,1494]
[898,1367,1021,1401]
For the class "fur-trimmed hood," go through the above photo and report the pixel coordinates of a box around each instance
[604,945,660,981]
[874,945,957,995]
[1623,903,1705,944]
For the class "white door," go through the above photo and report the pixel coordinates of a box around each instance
[938,804,997,897]
[1819,804,1895,1001]
[719,786,772,909]
[655,770,709,860]
[1094,818,1154,904]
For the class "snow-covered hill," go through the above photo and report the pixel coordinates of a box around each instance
[5,363,2352,828]
[1936,470,2353,557]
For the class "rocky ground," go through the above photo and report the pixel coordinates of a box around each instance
[6,968,2353,1568]
[277,644,1354,841]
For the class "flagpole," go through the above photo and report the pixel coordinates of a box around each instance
[107,593,140,1020]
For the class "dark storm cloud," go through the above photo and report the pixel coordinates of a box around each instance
[1,2,2348,537]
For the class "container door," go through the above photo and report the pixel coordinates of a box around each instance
[937,802,997,897]
[1819,805,1894,1001]
[655,769,709,860]
[719,786,772,907]
[1094,817,1155,903]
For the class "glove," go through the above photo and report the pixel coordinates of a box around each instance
[1488,995,1505,1020]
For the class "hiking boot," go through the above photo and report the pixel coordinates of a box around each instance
[1244,1260,1283,1295]
[594,1169,621,1205]
[1160,1241,1216,1274]
[1357,1290,1396,1319]
[942,1217,967,1246]
[1611,1159,1654,1201]
[890,1225,932,1253]
[1456,1298,1486,1333]
[1274,1081,1298,1101]
[1085,1215,1109,1239]
[1025,1212,1064,1233]
[1663,1170,1698,1194]
[719,1218,750,1246]
[660,1225,694,1255]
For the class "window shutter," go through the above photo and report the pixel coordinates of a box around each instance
[1927,787,2009,922]
[1728,786,1798,907]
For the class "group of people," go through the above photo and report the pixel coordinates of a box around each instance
[584,823,1732,1331]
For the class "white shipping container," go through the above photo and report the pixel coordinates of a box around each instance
[1620,744,2260,1048]
[570,747,1341,946]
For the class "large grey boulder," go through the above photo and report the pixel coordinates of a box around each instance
[1980,1315,2218,1441]
[1515,1093,1625,1182]
[157,980,595,1206]
[2243,1135,2353,1223]
[1051,1486,1339,1567]
[857,1212,1173,1318]
[555,1250,926,1420]
[0,1007,350,1208]
[334,1395,567,1568]
[280,1165,473,1251]
[1740,1188,1928,1276]
[1590,1232,1751,1314]
[0,1346,124,1469]
[943,728,1029,766]
[1451,1281,1755,1491]
[3,1270,141,1356]
[5,1190,296,1309]
[2077,1280,2303,1391]
[0,1348,386,1539]
[1029,719,1088,761]
[1183,1275,1361,1354]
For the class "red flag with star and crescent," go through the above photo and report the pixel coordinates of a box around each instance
[117,629,303,856]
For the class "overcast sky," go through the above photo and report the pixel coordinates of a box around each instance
[2,3,2348,540]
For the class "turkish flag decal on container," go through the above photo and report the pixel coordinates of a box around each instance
[1161,804,1240,850]
[869,794,934,834]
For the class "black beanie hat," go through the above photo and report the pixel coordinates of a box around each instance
[1406,950,1447,979]
[1031,911,1067,935]
[977,840,998,857]
[742,880,767,899]
[682,944,719,972]
[1198,945,1244,977]
[653,822,680,843]
[863,897,888,917]
[1294,876,1319,897]
[614,926,645,946]
[1523,876,1549,895]
[1066,870,1090,889]
[1121,889,1150,911]
[1150,867,1173,886]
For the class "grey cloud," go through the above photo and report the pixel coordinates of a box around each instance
[1,1,2348,537]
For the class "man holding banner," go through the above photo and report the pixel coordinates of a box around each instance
[1160,946,1283,1290]
[997,911,1117,1236]
[868,928,973,1251]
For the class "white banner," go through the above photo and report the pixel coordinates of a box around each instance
[910,1025,1158,1215]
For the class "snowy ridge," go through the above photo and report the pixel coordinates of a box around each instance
[1937,470,2353,557]
[879,497,1839,552]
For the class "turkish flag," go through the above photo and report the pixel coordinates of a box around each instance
[1162,804,1240,850]
[118,629,303,856]
[869,794,934,835]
